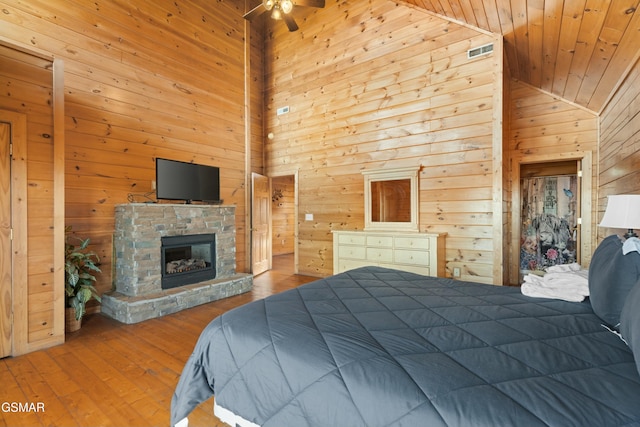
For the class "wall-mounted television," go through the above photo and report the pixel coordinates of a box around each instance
[155,158,222,204]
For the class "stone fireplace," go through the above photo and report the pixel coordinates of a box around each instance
[101,203,252,324]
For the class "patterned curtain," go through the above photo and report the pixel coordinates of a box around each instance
[520,175,578,275]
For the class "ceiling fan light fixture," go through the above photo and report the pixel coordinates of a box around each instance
[280,0,293,14]
[244,0,323,31]
[271,4,283,20]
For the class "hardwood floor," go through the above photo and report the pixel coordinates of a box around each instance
[0,254,317,427]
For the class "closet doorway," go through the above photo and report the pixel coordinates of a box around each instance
[519,161,578,281]
[511,154,593,286]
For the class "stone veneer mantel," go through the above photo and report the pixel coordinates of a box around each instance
[102,203,252,324]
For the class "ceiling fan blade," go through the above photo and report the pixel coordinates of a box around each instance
[295,0,325,8]
[243,4,266,20]
[283,14,299,31]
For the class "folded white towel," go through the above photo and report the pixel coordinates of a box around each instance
[521,265,589,302]
[622,237,640,255]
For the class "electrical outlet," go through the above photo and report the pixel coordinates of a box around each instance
[453,267,461,277]
[152,180,156,190]
[305,213,313,221]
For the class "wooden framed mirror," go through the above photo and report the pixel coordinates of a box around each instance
[362,166,420,232]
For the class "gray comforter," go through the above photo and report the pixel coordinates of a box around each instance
[171,266,640,426]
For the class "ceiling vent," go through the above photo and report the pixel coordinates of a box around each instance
[467,43,494,59]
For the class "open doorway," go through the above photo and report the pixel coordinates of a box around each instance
[518,161,579,283]
[271,174,297,273]
[510,153,593,285]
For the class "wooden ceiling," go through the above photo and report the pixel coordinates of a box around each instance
[400,0,640,113]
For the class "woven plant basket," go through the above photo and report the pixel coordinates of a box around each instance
[65,307,82,333]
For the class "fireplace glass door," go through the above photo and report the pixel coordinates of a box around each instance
[161,234,216,289]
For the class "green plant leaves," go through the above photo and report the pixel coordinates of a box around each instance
[65,227,102,321]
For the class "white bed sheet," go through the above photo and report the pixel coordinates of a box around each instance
[173,403,261,427]
[214,401,261,427]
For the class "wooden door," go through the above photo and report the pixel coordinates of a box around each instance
[252,173,272,275]
[0,121,11,358]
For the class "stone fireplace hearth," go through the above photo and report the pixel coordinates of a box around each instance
[101,203,252,324]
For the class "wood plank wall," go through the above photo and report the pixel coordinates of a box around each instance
[248,17,266,177]
[507,80,598,284]
[598,57,640,237]
[264,0,500,282]
[0,0,259,301]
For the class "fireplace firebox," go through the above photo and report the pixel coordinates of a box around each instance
[161,234,216,290]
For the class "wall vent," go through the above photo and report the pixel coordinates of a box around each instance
[467,43,494,59]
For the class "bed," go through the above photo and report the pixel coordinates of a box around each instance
[171,235,640,427]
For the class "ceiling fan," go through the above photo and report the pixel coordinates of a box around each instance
[243,0,326,32]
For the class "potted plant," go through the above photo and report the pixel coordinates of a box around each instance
[65,226,102,331]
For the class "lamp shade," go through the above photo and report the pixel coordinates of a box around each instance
[599,195,640,229]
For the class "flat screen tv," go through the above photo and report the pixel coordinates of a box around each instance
[156,158,222,204]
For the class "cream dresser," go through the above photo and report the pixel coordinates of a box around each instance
[332,231,446,277]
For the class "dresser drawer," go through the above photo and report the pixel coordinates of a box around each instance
[339,245,366,260]
[338,259,371,272]
[338,233,366,245]
[398,264,431,276]
[366,235,393,247]
[394,236,429,250]
[394,249,430,266]
[367,247,393,263]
